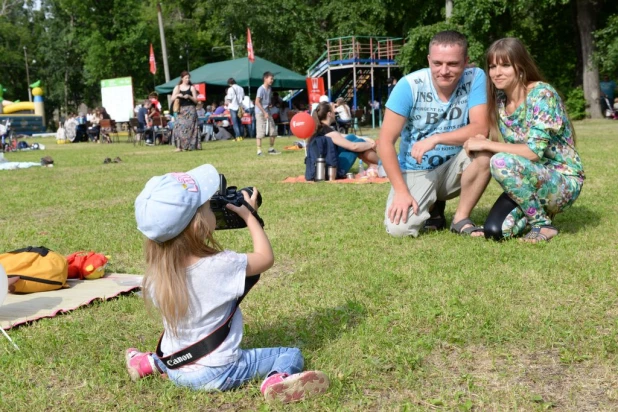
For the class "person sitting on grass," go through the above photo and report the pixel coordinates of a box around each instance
[311,101,379,174]
[127,164,330,402]
[464,38,585,242]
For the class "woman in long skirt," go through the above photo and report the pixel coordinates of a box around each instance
[171,71,199,151]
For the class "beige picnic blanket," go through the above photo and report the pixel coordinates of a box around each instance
[0,273,142,330]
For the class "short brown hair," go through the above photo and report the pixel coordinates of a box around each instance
[429,30,468,56]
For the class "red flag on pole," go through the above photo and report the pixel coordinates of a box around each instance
[247,28,255,63]
[149,43,157,75]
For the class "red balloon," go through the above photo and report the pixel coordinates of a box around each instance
[290,112,315,139]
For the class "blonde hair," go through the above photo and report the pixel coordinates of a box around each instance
[485,38,545,141]
[142,203,220,337]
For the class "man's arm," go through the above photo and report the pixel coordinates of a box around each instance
[433,103,489,145]
[411,104,488,163]
[378,109,419,224]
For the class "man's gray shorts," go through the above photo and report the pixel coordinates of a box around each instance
[384,150,472,237]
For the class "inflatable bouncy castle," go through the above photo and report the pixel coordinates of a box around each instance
[0,81,46,135]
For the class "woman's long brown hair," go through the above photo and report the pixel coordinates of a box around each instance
[485,38,545,141]
[311,102,332,138]
[142,203,220,337]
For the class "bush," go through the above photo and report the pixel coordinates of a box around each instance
[565,86,586,120]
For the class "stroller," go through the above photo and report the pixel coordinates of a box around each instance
[603,96,618,120]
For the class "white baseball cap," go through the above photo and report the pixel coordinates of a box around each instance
[135,164,220,243]
[319,95,330,103]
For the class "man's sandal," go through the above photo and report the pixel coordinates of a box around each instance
[521,225,559,243]
[450,218,484,236]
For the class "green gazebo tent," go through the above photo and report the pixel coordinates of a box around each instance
[155,56,306,95]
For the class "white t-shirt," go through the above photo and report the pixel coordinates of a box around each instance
[225,84,245,111]
[242,96,254,110]
[158,250,248,369]
[335,105,351,121]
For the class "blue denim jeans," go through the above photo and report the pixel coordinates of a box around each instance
[153,347,303,391]
[243,108,255,137]
[229,109,242,138]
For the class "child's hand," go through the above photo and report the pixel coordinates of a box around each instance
[226,188,260,221]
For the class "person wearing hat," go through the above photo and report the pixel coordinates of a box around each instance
[126,165,329,402]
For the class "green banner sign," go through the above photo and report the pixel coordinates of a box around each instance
[101,77,132,88]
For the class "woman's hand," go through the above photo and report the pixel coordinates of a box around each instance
[463,136,488,157]
[225,188,259,221]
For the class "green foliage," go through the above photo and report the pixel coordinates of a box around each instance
[0,0,616,127]
[398,0,581,93]
[565,86,587,120]
[595,14,618,76]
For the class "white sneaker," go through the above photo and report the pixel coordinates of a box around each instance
[268,148,281,155]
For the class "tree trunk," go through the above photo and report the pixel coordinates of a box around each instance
[64,14,75,116]
[446,0,453,19]
[576,0,602,119]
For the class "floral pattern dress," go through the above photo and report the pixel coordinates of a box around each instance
[490,82,585,237]
[173,88,199,150]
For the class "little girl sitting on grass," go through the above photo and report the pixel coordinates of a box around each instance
[126,164,329,403]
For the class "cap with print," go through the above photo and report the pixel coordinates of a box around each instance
[135,164,219,243]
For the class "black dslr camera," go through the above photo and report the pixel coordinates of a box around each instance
[210,174,264,230]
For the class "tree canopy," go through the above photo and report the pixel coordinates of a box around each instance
[1,0,616,124]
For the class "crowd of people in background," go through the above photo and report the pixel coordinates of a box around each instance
[61,107,113,143]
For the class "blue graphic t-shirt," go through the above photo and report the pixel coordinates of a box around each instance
[386,67,487,171]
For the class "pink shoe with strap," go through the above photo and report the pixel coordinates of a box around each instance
[260,371,330,403]
[125,348,160,381]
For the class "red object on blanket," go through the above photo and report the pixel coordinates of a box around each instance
[66,252,108,280]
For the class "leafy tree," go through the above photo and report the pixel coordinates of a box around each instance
[2,0,617,127]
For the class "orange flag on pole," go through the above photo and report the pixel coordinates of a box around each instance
[149,43,157,75]
[247,28,255,63]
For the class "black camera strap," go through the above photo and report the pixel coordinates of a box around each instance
[156,274,260,370]
[240,199,265,227]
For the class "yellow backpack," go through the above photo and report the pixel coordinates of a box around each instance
[0,246,68,293]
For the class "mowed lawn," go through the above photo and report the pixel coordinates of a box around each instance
[1,120,617,411]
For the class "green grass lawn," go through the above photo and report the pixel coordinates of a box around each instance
[1,120,617,411]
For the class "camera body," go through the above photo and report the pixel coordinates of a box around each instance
[210,174,263,230]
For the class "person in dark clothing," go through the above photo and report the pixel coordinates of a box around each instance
[137,100,154,145]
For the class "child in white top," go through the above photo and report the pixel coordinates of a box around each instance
[128,164,329,403]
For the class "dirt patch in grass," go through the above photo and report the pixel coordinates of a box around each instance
[259,256,300,285]
[422,343,618,411]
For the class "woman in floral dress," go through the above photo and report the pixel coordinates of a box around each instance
[171,71,199,151]
[463,38,585,243]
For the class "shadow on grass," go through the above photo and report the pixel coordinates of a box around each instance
[465,204,601,235]
[556,205,601,233]
[243,300,367,352]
